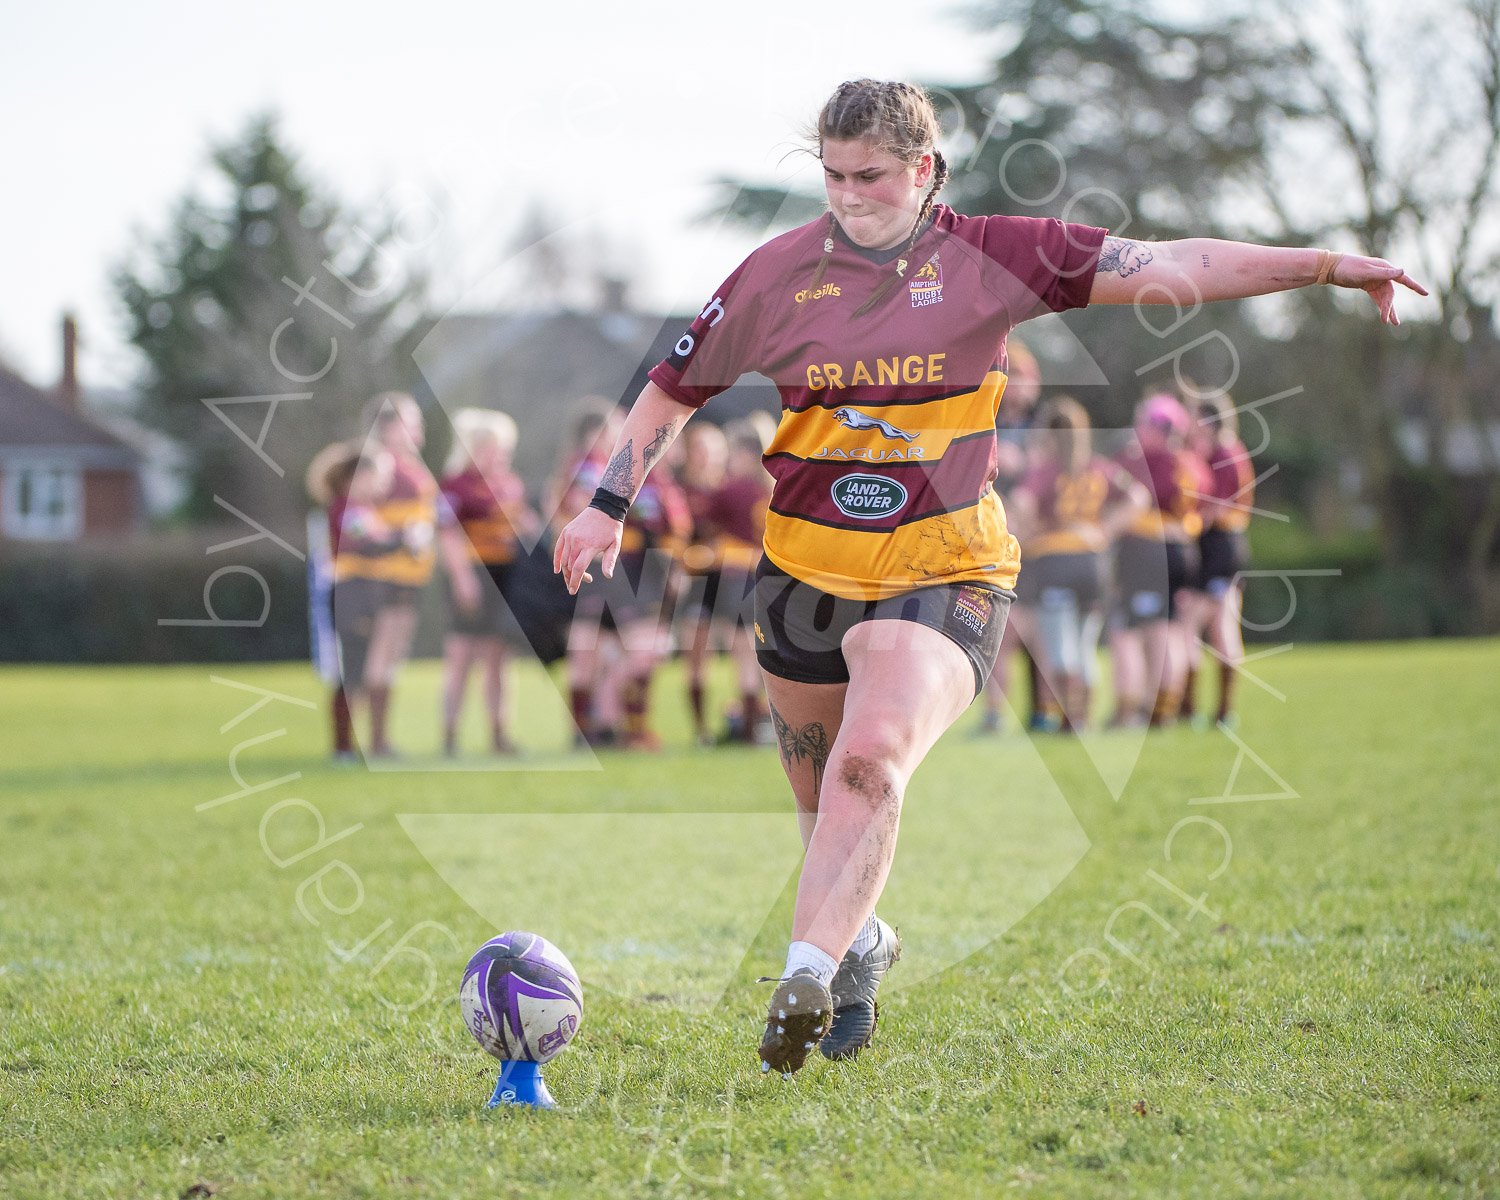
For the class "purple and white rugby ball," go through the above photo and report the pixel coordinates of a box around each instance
[460,932,583,1064]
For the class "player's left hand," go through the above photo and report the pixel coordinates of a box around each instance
[1331,255,1429,326]
[553,507,623,595]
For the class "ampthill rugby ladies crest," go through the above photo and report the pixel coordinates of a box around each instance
[910,254,943,307]
[952,586,993,634]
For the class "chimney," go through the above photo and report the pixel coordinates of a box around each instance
[57,313,80,411]
[599,276,629,315]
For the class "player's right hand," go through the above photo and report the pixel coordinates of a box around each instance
[1330,254,1429,326]
[553,507,623,595]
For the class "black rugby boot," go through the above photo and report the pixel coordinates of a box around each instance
[821,918,901,1061]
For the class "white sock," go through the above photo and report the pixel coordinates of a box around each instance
[782,940,838,987]
[849,914,881,957]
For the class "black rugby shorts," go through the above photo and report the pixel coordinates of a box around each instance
[752,560,1012,697]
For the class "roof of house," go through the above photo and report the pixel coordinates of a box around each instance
[412,308,779,492]
[0,365,138,457]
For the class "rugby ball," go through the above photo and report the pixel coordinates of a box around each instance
[460,932,583,1064]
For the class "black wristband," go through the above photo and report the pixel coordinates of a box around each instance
[588,487,629,522]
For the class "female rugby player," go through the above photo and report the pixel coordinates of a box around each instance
[675,422,731,744]
[1108,392,1206,728]
[1011,397,1147,731]
[437,409,536,755]
[354,392,437,758]
[1181,391,1257,727]
[554,79,1426,1076]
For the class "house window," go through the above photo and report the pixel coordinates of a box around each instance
[3,463,83,540]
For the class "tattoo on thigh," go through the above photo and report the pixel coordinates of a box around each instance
[769,701,830,795]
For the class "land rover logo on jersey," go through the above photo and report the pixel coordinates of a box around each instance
[831,473,908,520]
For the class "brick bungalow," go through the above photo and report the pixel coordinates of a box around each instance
[0,316,141,540]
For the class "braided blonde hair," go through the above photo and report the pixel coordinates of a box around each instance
[807,80,950,317]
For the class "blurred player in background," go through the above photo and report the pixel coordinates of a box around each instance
[1011,397,1147,730]
[306,441,359,759]
[676,422,731,744]
[707,417,775,743]
[315,442,401,759]
[1108,392,1205,728]
[1181,391,1256,727]
[437,408,538,755]
[355,392,437,757]
[551,399,628,745]
[978,337,1046,734]
[558,400,692,749]
[545,398,623,525]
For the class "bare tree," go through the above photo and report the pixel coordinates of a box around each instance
[1271,0,1500,616]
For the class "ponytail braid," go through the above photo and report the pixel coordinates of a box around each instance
[806,212,838,294]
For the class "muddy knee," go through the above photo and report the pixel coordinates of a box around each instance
[832,751,902,821]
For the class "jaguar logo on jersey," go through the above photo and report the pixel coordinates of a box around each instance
[909,254,943,307]
[952,586,993,635]
[831,473,908,520]
[832,408,917,442]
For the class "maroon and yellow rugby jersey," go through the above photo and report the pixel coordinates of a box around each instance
[647,205,1107,600]
[1019,457,1133,558]
[334,455,438,586]
[439,465,526,566]
[1116,444,1207,544]
[678,478,720,575]
[1206,439,1255,533]
[708,474,771,572]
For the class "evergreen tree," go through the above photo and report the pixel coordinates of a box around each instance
[115,115,427,528]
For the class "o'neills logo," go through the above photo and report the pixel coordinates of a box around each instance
[831,473,908,520]
[795,283,841,304]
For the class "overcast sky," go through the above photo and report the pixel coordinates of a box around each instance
[2,0,998,390]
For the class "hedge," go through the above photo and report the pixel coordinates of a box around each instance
[0,529,1485,663]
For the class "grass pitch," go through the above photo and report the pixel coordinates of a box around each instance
[1,641,1496,1198]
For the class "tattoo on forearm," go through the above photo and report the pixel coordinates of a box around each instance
[1098,235,1154,278]
[769,702,831,795]
[1201,254,1211,269]
[642,422,676,471]
[600,438,634,497]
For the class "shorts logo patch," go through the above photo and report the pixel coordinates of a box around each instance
[910,254,943,307]
[754,621,766,644]
[953,586,992,635]
[830,473,908,520]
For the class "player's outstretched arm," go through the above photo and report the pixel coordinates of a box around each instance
[1087,236,1429,326]
[553,381,697,594]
